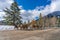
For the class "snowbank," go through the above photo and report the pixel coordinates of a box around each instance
[0,25,14,30]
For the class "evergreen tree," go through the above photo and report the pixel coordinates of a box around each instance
[3,2,22,29]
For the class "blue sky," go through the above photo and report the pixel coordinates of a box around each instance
[14,0,51,21]
[0,0,60,22]
[15,0,51,10]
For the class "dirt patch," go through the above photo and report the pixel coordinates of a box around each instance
[0,28,60,40]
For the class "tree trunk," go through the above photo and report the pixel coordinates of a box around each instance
[13,22,18,29]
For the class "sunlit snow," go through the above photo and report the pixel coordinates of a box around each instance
[0,25,14,30]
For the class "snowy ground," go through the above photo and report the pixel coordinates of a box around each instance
[0,25,14,30]
[0,25,58,30]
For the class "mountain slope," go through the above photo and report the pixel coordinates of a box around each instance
[47,11,60,18]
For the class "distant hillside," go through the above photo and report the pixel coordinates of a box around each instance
[47,11,60,18]
[36,11,60,21]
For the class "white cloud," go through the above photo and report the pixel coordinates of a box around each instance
[21,0,60,22]
[0,0,14,21]
[0,12,5,21]
[40,0,60,16]
[50,0,60,12]
[0,0,60,22]
[20,9,41,22]
[0,0,14,11]
[19,6,23,9]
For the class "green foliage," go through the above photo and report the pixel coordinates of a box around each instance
[3,2,22,26]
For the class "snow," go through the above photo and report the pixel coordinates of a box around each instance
[0,25,14,30]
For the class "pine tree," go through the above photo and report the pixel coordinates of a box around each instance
[3,2,22,29]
